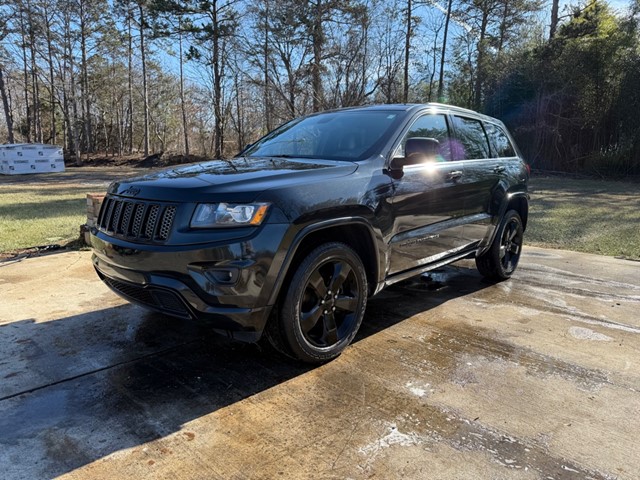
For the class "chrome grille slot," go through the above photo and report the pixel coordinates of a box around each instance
[132,203,145,237]
[158,206,176,240]
[97,197,111,226]
[111,201,123,232]
[121,203,134,235]
[144,205,160,238]
[97,196,176,243]
[104,198,116,230]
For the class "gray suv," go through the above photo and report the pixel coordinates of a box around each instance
[91,103,529,363]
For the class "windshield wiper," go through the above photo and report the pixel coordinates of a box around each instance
[221,158,238,171]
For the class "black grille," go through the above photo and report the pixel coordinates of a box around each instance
[102,276,191,318]
[97,196,177,242]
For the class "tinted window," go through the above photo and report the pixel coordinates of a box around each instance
[450,116,491,160]
[245,111,404,161]
[485,123,516,158]
[402,113,452,161]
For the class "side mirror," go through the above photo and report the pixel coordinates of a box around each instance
[391,137,440,170]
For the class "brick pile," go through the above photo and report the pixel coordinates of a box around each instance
[83,193,105,244]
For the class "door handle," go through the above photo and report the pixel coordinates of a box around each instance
[446,170,463,181]
[493,165,506,174]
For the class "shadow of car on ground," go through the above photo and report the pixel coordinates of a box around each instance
[0,263,491,478]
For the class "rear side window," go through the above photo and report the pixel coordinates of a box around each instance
[450,116,491,160]
[485,123,516,158]
[402,113,452,161]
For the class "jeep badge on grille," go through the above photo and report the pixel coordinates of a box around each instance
[120,186,141,197]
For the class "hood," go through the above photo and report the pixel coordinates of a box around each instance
[108,157,358,203]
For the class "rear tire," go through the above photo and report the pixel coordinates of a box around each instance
[476,209,524,281]
[269,242,367,364]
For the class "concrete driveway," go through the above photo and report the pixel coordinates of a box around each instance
[0,247,638,479]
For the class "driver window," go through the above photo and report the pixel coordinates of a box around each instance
[400,113,452,161]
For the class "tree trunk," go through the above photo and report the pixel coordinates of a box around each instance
[139,4,150,156]
[44,4,57,145]
[71,65,81,164]
[474,12,489,111]
[179,28,190,156]
[103,109,109,154]
[437,0,453,102]
[19,8,32,143]
[263,0,271,132]
[116,104,122,156]
[403,0,412,103]
[428,32,438,102]
[212,0,224,158]
[288,69,295,118]
[311,0,324,112]
[127,12,134,154]
[28,21,42,143]
[67,13,81,165]
[235,73,244,151]
[80,0,92,154]
[497,0,510,53]
[550,0,560,39]
[24,0,42,142]
[62,86,69,151]
[0,66,15,143]
[62,11,75,156]
[360,19,369,102]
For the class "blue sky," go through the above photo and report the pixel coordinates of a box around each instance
[602,0,632,10]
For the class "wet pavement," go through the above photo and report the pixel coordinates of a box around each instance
[0,247,638,479]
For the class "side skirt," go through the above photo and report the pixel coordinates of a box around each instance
[381,242,479,289]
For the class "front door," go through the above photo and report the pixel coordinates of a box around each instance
[388,112,467,275]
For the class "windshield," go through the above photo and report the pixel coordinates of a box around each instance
[243,110,404,161]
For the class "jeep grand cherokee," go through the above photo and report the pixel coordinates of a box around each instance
[90,103,529,363]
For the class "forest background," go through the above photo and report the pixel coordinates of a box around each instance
[1,0,639,176]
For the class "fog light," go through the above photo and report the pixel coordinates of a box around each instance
[203,268,239,285]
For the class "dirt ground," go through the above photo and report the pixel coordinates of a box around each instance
[0,246,638,479]
[0,150,204,188]
[0,165,153,187]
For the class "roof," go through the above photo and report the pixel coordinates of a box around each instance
[316,103,501,123]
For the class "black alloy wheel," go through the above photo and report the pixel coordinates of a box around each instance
[476,209,524,280]
[499,215,523,274]
[299,258,359,348]
[276,242,367,363]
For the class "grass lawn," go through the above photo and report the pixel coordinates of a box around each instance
[0,184,100,252]
[527,175,640,260]
[0,170,638,260]
[0,168,138,253]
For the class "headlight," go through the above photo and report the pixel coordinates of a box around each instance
[190,203,270,228]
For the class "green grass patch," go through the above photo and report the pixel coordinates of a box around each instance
[527,176,640,260]
[1,172,638,260]
[0,184,100,252]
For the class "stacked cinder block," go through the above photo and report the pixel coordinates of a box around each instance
[83,193,105,244]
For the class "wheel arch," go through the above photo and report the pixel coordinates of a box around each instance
[478,191,529,256]
[507,192,529,231]
[267,218,381,306]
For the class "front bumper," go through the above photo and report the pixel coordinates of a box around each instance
[90,223,290,342]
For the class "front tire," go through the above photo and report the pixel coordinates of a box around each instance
[274,242,367,364]
[476,209,524,280]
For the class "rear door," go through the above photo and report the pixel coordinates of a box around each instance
[450,116,512,246]
[388,112,467,275]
